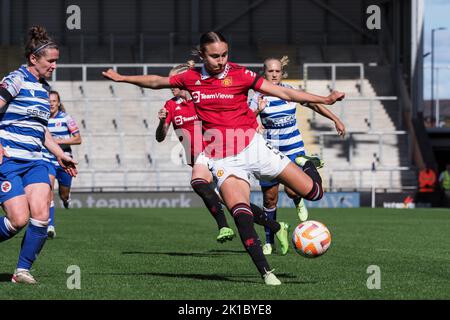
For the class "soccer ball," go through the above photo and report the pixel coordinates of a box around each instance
[292,220,331,258]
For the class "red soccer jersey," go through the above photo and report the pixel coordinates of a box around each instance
[169,62,264,158]
[164,96,203,164]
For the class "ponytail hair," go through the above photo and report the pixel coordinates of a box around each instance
[24,26,58,61]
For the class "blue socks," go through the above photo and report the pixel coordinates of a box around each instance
[49,201,55,227]
[263,207,277,244]
[0,216,17,242]
[17,218,48,270]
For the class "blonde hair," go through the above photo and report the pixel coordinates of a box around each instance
[263,55,290,79]
[169,60,195,76]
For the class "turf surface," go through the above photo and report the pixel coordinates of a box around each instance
[0,207,449,299]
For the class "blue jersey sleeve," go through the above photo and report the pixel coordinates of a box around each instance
[0,71,24,103]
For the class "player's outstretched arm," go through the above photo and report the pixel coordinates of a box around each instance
[304,103,346,137]
[258,78,345,105]
[102,69,172,89]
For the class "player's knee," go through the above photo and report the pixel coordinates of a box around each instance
[304,182,323,202]
[263,196,277,209]
[8,215,29,232]
[29,203,51,222]
[263,200,277,209]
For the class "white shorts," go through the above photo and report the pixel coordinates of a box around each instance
[193,152,211,168]
[209,133,291,189]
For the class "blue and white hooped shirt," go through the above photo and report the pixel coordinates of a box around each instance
[249,83,305,156]
[0,65,51,161]
[42,111,80,166]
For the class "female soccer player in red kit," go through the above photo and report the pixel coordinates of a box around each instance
[157,63,290,248]
[156,63,235,243]
[103,31,344,285]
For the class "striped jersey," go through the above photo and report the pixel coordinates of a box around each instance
[249,83,305,156]
[42,111,80,166]
[0,66,51,161]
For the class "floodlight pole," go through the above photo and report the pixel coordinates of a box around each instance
[431,27,446,125]
[436,67,439,126]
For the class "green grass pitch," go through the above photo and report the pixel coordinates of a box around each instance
[0,207,449,299]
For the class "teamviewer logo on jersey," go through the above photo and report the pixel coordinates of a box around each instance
[1,181,12,193]
[192,91,201,103]
[191,91,234,103]
[174,116,184,126]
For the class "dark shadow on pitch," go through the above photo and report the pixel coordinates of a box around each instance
[88,271,312,284]
[90,271,260,283]
[121,249,245,257]
[0,273,12,282]
[207,249,246,254]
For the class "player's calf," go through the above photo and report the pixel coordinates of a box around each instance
[302,161,323,201]
[231,203,272,276]
[191,178,230,230]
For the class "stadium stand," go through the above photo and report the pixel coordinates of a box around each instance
[50,47,415,191]
[2,0,426,194]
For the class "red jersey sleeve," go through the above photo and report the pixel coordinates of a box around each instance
[169,72,186,89]
[163,100,174,126]
[240,67,264,91]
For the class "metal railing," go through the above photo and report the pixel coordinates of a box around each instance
[332,96,399,128]
[316,129,410,167]
[52,63,263,82]
[303,63,365,95]
[328,166,417,191]
[50,63,414,192]
[74,169,192,190]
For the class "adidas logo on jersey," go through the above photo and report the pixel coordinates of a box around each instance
[175,106,181,111]
[195,80,201,86]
